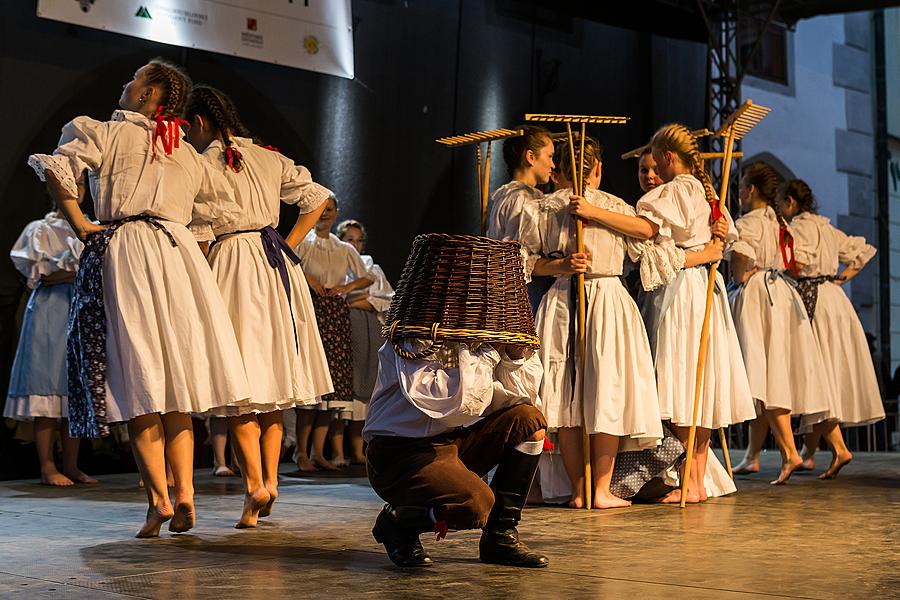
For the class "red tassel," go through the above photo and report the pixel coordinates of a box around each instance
[543,437,555,452]
[433,519,448,541]
[709,197,724,224]
[224,146,243,172]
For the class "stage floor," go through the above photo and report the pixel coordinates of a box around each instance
[1,450,898,599]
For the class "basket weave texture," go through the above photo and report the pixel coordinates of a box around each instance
[383,233,540,358]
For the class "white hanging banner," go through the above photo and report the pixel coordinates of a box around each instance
[36,0,354,79]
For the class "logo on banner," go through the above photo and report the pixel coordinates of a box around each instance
[241,16,263,48]
[246,18,257,31]
[304,35,319,55]
[135,6,152,19]
[75,0,95,13]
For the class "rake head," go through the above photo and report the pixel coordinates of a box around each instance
[435,128,524,147]
[525,113,630,125]
[713,100,771,140]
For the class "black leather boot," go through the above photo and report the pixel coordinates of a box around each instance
[479,446,549,568]
[371,504,434,567]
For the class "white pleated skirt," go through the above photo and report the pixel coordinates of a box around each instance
[205,233,333,416]
[731,271,832,417]
[101,220,251,422]
[803,281,884,428]
[644,267,756,429]
[536,276,662,448]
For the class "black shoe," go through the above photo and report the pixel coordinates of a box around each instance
[479,443,549,568]
[371,504,433,568]
[479,527,549,568]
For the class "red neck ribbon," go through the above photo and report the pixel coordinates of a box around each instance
[779,223,799,277]
[151,106,189,161]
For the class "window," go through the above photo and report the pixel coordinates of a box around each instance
[741,21,789,85]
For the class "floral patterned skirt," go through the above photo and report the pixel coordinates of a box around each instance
[311,294,353,409]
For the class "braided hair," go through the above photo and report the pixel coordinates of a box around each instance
[650,123,717,207]
[183,84,250,172]
[742,162,786,224]
[502,125,552,178]
[552,135,602,190]
[143,58,191,118]
[778,179,817,215]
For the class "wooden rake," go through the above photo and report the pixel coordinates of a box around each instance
[679,100,770,508]
[526,113,630,510]
[435,128,524,236]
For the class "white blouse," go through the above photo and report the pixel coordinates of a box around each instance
[28,111,238,231]
[201,137,331,236]
[295,231,369,289]
[10,213,83,289]
[790,212,876,277]
[363,341,543,441]
[487,181,545,279]
[731,206,791,271]
[347,255,394,313]
[636,173,738,290]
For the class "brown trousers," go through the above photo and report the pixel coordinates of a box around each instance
[366,404,546,530]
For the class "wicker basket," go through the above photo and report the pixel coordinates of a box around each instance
[383,233,540,360]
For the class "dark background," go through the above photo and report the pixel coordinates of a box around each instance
[0,0,705,477]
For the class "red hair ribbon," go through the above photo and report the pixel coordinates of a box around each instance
[542,437,555,452]
[224,145,243,172]
[151,105,189,161]
[709,197,724,225]
[779,223,799,277]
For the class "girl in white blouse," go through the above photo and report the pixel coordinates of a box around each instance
[573,123,755,503]
[728,164,833,485]
[781,179,882,478]
[28,59,250,538]
[5,210,95,486]
[535,137,662,509]
[182,85,333,527]
[294,198,373,470]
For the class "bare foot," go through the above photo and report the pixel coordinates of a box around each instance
[819,451,853,480]
[770,456,803,485]
[41,468,74,487]
[310,455,338,471]
[592,490,632,509]
[295,454,318,472]
[258,484,278,518]
[350,454,367,465]
[213,465,235,477]
[62,468,99,484]
[235,488,271,529]
[136,505,175,538]
[656,488,701,504]
[568,494,585,509]
[168,501,196,533]
[732,458,759,475]
[798,448,815,471]
[699,488,709,502]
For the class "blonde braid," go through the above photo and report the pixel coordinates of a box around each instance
[651,123,717,206]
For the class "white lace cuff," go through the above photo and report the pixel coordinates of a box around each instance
[28,154,80,200]
[295,183,333,215]
[635,240,685,292]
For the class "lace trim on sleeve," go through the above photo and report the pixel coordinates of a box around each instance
[632,239,686,292]
[27,154,79,199]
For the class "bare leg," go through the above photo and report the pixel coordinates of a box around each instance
[557,427,586,508]
[590,433,630,508]
[228,414,270,528]
[257,410,283,517]
[210,417,234,476]
[294,408,316,471]
[162,412,197,533]
[34,417,73,486]
[348,420,366,464]
[328,418,347,467]
[128,413,174,538]
[800,431,821,471]
[764,408,802,485]
[658,424,702,504]
[60,419,97,483]
[694,428,711,502]
[816,422,853,479]
[311,411,337,471]
[733,416,768,474]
